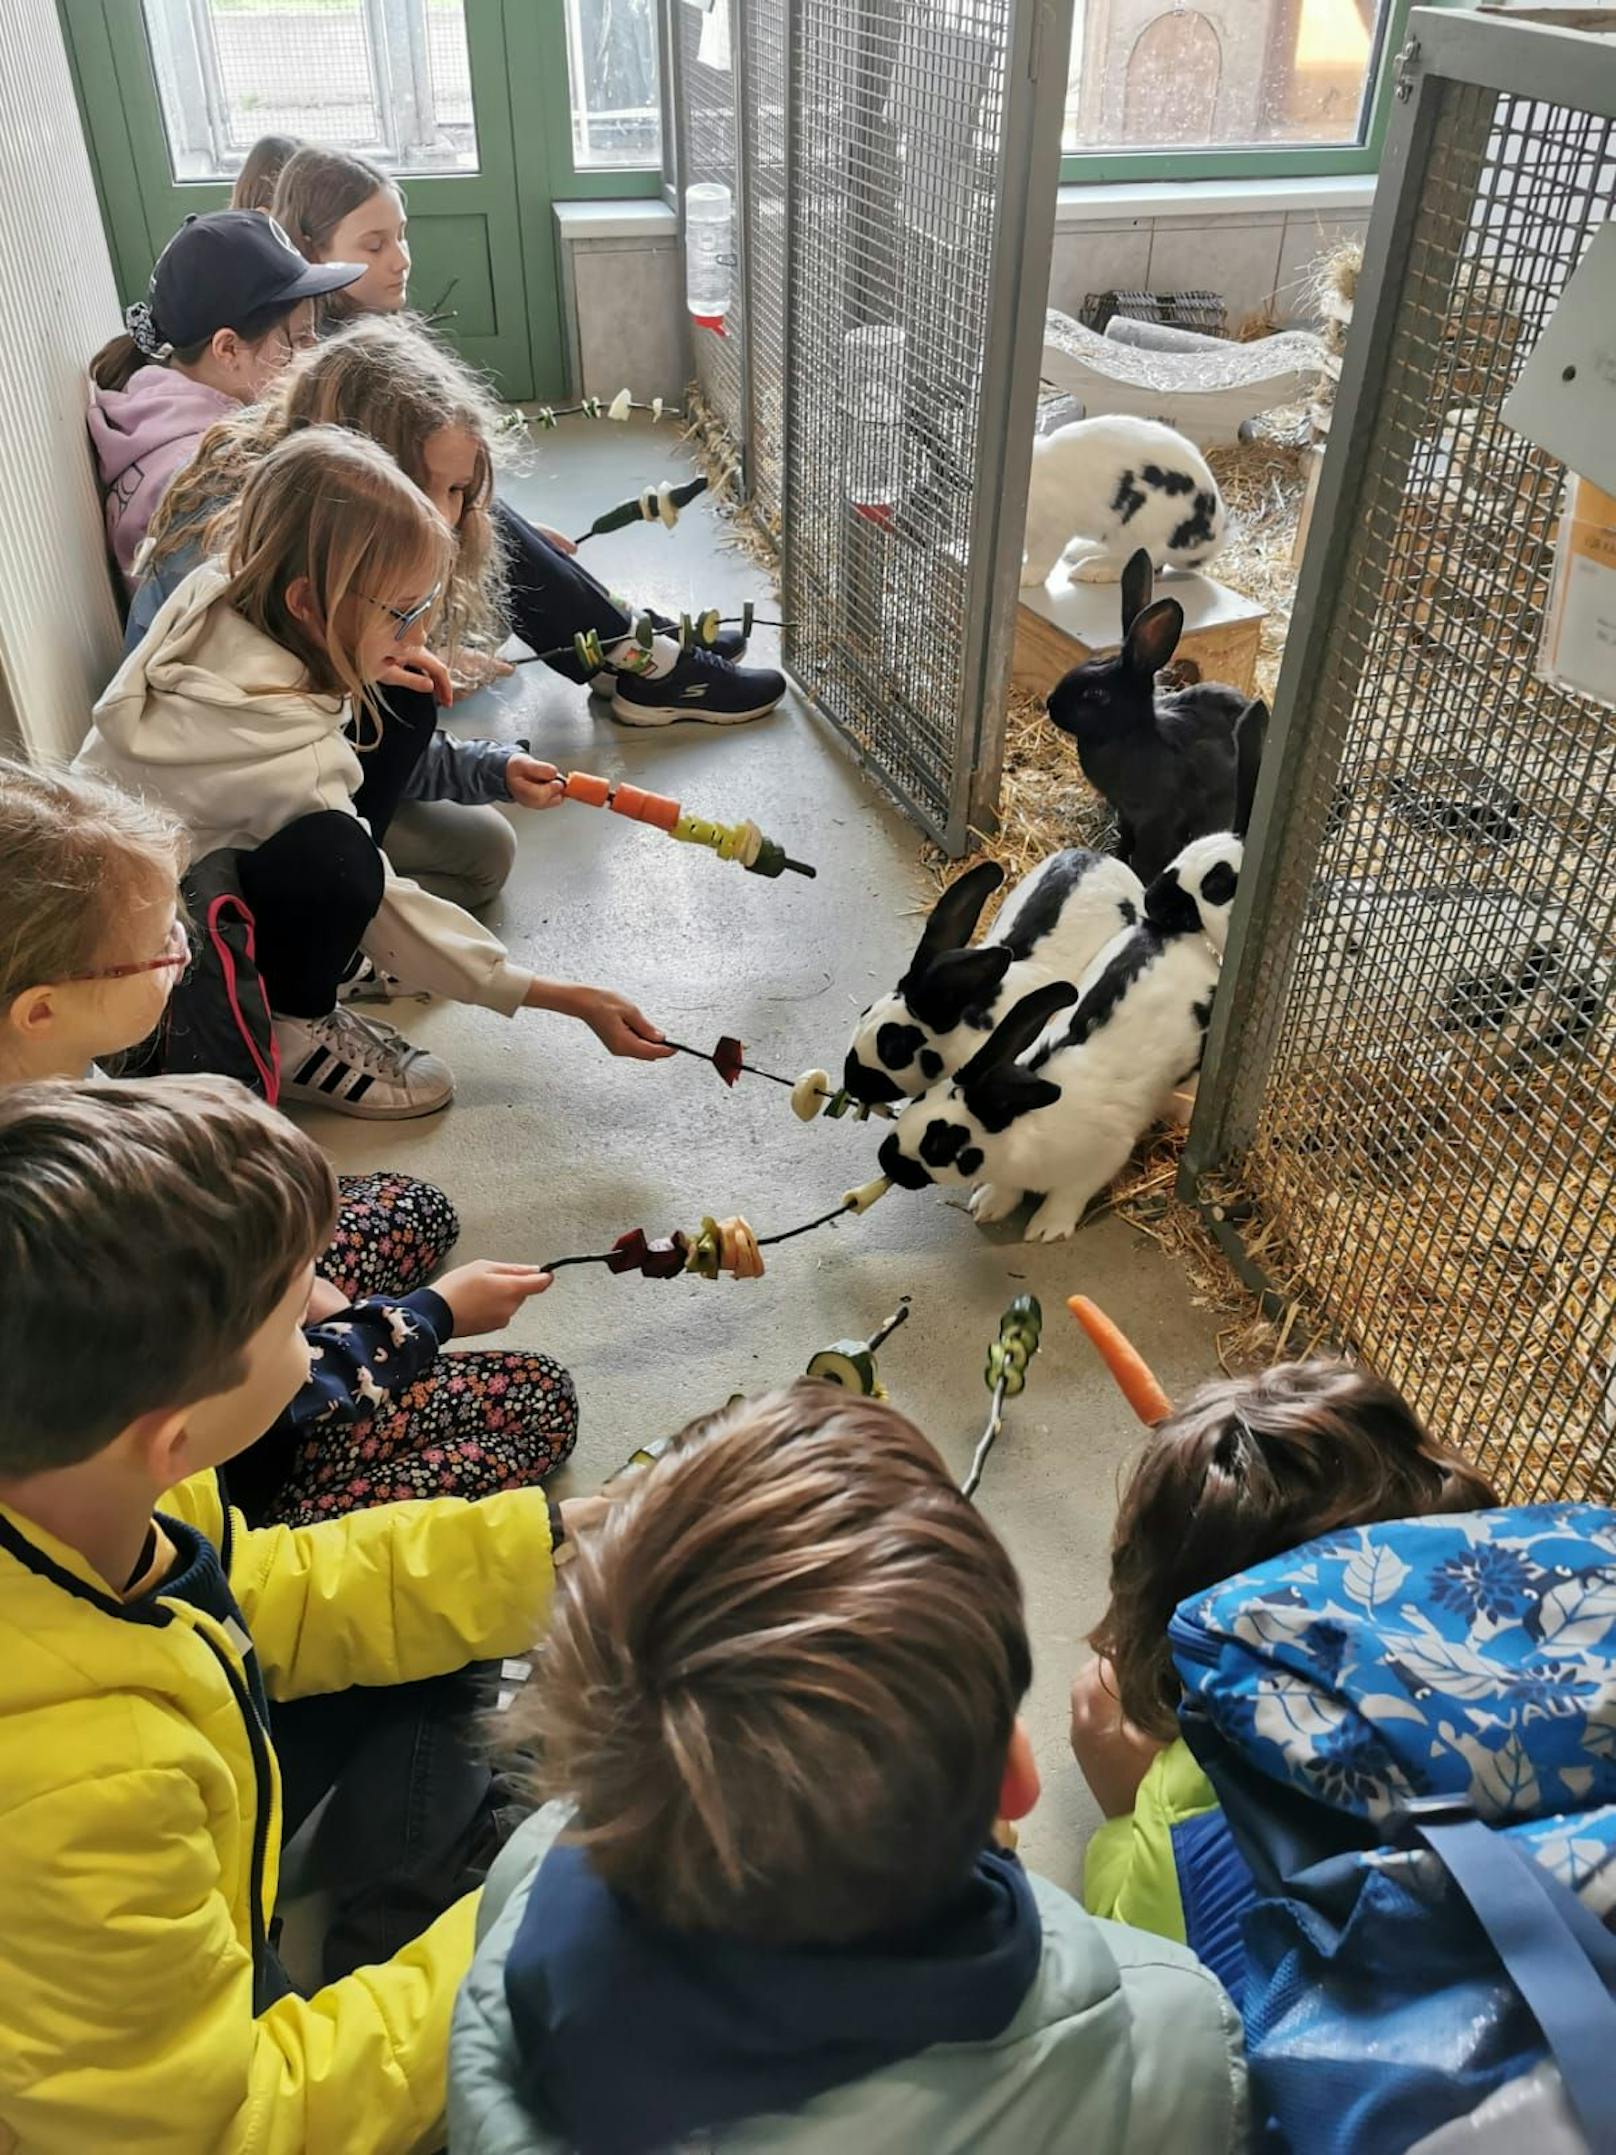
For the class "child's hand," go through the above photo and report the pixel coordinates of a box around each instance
[574,988,675,1061]
[1068,1656,1167,1818]
[434,1260,554,1337]
[536,524,578,557]
[454,650,516,690]
[379,648,455,706]
[305,1276,351,1324]
[506,754,565,809]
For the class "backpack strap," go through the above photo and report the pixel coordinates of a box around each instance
[1391,1796,1616,2150]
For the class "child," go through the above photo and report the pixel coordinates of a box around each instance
[231,132,302,214]
[450,1384,1247,2154]
[1072,1360,1497,1949]
[0,757,579,1525]
[78,425,673,1117]
[89,209,363,585]
[0,1073,605,2152]
[271,155,786,726]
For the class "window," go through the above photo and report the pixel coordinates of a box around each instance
[565,0,661,170]
[1064,0,1399,162]
[140,0,478,182]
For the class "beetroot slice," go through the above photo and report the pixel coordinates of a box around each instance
[607,1229,649,1274]
[641,1232,690,1280]
[713,1036,745,1087]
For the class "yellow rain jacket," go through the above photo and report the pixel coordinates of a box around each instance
[0,1469,555,2155]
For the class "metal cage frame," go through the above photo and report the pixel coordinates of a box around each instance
[1185,8,1616,1499]
[661,0,1073,854]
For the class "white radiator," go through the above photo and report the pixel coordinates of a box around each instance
[0,0,124,761]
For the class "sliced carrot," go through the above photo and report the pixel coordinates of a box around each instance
[637,790,681,831]
[565,771,611,808]
[612,783,649,820]
[1066,1296,1173,1426]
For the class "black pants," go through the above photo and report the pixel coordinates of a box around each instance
[271,1663,506,1982]
[494,495,629,680]
[237,810,386,1020]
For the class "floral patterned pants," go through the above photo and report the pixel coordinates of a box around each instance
[267,1168,579,1526]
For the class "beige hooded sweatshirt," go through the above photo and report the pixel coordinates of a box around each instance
[77,563,533,1016]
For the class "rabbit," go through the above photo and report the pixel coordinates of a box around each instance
[1021,415,1227,590]
[877,834,1242,1242]
[843,847,1146,1106]
[1046,548,1269,884]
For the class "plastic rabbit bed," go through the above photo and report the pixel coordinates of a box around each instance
[1041,309,1324,446]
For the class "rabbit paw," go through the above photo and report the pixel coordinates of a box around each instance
[1025,1196,1085,1242]
[969,1182,1021,1225]
[1069,552,1128,585]
[1019,560,1055,590]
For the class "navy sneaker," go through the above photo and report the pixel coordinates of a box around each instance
[588,607,750,698]
[611,647,786,727]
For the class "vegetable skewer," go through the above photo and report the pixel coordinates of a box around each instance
[551,770,814,881]
[961,1297,1044,1499]
[511,602,790,668]
[1066,1297,1173,1426]
[806,1296,912,1395]
[662,1039,897,1118]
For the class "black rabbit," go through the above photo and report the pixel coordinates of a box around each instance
[1044,548,1268,883]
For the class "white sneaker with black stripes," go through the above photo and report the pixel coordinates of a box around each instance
[274,1007,454,1120]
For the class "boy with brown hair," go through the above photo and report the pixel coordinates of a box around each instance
[450,1387,1246,2153]
[0,1074,595,2155]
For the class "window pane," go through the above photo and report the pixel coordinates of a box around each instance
[1064,0,1387,155]
[565,0,661,169]
[140,0,479,182]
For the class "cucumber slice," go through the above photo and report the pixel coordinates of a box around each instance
[806,1343,878,1393]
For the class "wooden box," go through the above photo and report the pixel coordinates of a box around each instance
[1013,570,1267,699]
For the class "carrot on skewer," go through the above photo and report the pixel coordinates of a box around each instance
[1066,1296,1173,1427]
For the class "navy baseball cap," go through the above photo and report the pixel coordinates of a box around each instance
[140,210,364,350]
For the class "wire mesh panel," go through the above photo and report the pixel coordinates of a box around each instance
[738,0,788,532]
[674,0,747,459]
[781,0,1069,848]
[1189,14,1616,1502]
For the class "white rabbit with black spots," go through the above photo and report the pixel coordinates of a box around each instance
[877,835,1242,1242]
[843,848,1145,1106]
[1022,415,1227,590]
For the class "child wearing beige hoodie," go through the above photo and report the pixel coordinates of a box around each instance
[77,425,674,1117]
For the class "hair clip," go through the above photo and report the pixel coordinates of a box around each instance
[125,300,171,362]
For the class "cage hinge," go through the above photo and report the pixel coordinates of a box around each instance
[1395,35,1421,100]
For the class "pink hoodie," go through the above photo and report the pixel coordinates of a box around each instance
[87,365,240,585]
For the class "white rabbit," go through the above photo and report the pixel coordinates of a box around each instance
[1022,415,1227,590]
[877,834,1242,1242]
[843,848,1145,1106]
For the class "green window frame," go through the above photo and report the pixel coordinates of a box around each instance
[534,2,664,201]
[1056,0,1430,186]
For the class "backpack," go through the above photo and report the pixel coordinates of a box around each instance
[1170,1506,1616,2155]
[120,847,280,1100]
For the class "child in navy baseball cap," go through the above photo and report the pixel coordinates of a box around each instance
[90,211,365,583]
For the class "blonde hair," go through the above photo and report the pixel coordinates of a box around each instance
[231,134,302,214]
[272,146,397,323]
[146,318,507,656]
[0,759,187,1009]
[223,426,453,738]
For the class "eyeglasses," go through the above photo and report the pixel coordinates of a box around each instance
[61,915,192,985]
[363,585,441,643]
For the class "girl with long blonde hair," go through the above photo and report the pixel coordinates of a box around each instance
[80,426,672,1121]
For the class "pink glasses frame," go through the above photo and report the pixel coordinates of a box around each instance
[61,919,192,984]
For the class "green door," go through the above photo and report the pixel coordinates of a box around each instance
[58,0,567,397]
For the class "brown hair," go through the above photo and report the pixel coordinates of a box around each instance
[231,134,302,214]
[1092,1359,1500,1741]
[272,146,398,321]
[508,1383,1032,1945]
[90,292,304,397]
[223,425,453,736]
[0,760,186,1012]
[146,317,507,656]
[0,1074,335,1474]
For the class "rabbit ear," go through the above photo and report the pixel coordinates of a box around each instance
[1124,597,1183,678]
[1120,549,1154,635]
[907,944,1015,1031]
[1234,698,1269,837]
[954,979,1079,1087]
[910,860,1005,974]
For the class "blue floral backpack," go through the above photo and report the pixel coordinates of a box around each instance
[1170,1506,1616,2154]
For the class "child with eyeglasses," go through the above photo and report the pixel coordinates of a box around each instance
[77,424,673,1117]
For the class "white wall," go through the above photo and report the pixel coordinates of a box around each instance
[0,0,124,760]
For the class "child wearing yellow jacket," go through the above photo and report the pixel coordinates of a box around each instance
[0,1074,598,2155]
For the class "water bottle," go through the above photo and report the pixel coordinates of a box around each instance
[844,323,906,525]
[685,182,732,333]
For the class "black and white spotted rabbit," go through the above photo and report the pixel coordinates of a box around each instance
[1022,415,1227,590]
[876,834,1242,1242]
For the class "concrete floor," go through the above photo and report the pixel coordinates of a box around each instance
[302,416,1224,1893]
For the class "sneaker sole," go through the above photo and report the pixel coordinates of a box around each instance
[610,693,780,727]
[280,1079,455,1121]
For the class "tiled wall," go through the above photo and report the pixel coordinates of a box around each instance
[0,0,124,758]
[1048,201,1372,330]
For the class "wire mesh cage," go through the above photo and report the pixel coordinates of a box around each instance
[1187,11,1616,1503]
